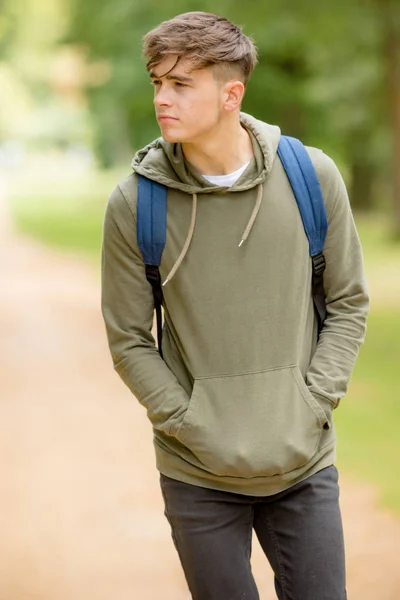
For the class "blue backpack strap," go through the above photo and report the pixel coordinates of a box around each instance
[137,175,168,357]
[277,135,328,333]
[137,175,167,265]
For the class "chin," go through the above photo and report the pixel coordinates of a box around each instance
[160,129,188,144]
[161,133,182,143]
[159,126,197,144]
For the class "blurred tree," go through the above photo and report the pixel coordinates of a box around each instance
[377,0,400,237]
[67,0,396,223]
[0,0,92,149]
[301,1,383,211]
[0,0,16,59]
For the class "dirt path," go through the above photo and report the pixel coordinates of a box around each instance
[1,187,400,599]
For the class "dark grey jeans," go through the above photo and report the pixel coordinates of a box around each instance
[159,465,346,600]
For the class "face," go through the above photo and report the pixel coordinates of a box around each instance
[150,55,240,144]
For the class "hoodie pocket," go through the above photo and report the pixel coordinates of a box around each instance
[176,365,329,478]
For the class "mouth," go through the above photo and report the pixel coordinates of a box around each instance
[157,115,178,122]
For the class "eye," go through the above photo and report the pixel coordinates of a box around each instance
[151,79,161,87]
[175,81,186,88]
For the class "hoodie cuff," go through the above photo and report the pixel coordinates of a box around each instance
[312,391,340,416]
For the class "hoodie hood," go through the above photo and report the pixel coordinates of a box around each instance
[131,112,281,194]
[131,113,281,287]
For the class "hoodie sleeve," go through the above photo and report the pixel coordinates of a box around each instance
[305,151,369,408]
[101,181,190,435]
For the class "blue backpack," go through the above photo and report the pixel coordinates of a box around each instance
[137,135,327,358]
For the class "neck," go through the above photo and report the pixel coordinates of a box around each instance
[182,115,254,176]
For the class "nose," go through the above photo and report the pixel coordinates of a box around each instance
[154,86,172,109]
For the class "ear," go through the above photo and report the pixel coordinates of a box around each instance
[223,80,245,112]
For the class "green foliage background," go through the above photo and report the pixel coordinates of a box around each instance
[1,0,399,223]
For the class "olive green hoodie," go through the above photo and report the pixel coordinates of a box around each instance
[101,113,369,496]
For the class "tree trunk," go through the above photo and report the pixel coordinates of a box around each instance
[382,1,400,237]
[350,156,374,211]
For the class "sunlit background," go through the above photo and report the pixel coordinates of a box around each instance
[1,1,400,599]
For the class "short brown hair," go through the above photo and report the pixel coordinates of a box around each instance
[142,12,258,85]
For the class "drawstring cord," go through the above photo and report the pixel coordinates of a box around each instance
[238,183,263,247]
[163,193,197,286]
[162,183,263,286]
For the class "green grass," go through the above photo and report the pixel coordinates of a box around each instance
[8,165,127,259]
[15,207,104,257]
[335,309,400,513]
[7,168,400,515]
[355,214,400,267]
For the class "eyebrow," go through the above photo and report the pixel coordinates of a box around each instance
[149,72,194,83]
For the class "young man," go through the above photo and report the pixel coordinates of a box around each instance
[101,12,369,600]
